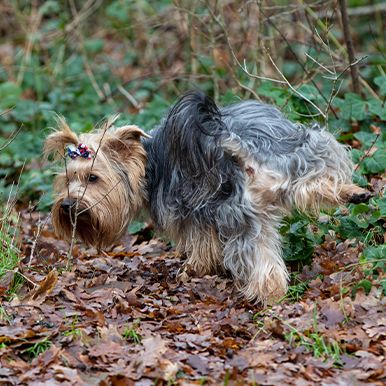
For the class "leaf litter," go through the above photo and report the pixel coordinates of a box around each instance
[0,210,385,385]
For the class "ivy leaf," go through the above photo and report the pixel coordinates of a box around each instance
[333,93,367,121]
[128,221,147,234]
[374,75,386,96]
[354,132,377,148]
[362,149,386,174]
[368,98,386,120]
[0,82,22,109]
[377,197,386,218]
[361,245,386,273]
[352,170,368,187]
[84,39,104,54]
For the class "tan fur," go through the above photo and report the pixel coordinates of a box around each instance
[47,114,369,305]
[239,164,289,302]
[44,117,79,160]
[175,226,223,276]
[292,178,370,213]
[339,184,371,202]
[46,121,148,249]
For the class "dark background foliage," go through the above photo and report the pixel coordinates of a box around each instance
[0,1,385,383]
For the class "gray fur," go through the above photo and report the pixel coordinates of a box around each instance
[141,91,354,302]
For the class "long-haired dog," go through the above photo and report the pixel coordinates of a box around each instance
[44,91,370,303]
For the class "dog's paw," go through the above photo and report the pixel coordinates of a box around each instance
[348,190,373,204]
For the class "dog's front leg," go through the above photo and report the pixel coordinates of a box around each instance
[176,226,223,279]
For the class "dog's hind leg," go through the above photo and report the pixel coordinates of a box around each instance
[292,177,372,213]
[218,166,290,304]
[221,214,288,304]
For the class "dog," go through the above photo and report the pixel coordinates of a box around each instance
[44,91,370,303]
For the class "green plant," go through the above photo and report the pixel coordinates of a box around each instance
[0,306,11,324]
[280,212,322,263]
[122,320,142,344]
[285,327,343,364]
[22,337,52,359]
[285,275,310,302]
[0,217,19,279]
[63,316,83,339]
[285,309,344,365]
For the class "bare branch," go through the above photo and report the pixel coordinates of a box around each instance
[338,0,360,94]
[267,53,326,118]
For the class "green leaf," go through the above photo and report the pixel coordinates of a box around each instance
[0,82,22,109]
[368,98,386,120]
[378,197,386,218]
[352,170,368,187]
[361,245,386,273]
[380,278,386,296]
[84,39,104,54]
[351,203,369,215]
[354,131,377,148]
[296,84,319,101]
[334,93,367,121]
[352,279,372,296]
[128,221,147,234]
[374,75,386,96]
[362,149,386,174]
[39,0,60,15]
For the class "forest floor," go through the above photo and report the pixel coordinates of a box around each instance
[0,209,385,385]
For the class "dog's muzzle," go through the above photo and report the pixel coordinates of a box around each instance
[60,198,77,214]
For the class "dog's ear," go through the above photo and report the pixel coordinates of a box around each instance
[44,117,79,160]
[103,125,150,154]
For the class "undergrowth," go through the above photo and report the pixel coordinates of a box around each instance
[0,1,384,299]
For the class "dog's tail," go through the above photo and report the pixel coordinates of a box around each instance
[162,90,229,176]
[150,90,236,214]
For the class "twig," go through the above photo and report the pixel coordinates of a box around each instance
[267,53,326,118]
[64,115,119,263]
[16,5,42,86]
[324,56,368,117]
[354,133,380,172]
[6,269,38,288]
[305,52,335,75]
[117,85,141,109]
[315,3,386,18]
[0,124,23,151]
[338,0,360,94]
[28,215,50,267]
[359,76,381,100]
[44,0,103,42]
[0,107,14,117]
[259,5,338,119]
[77,178,123,216]
[69,0,105,100]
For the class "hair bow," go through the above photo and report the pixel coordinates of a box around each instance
[67,144,94,160]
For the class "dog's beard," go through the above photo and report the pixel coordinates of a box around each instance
[51,199,123,249]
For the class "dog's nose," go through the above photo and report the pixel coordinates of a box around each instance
[60,198,76,214]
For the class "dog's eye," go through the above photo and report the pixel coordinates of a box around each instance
[88,174,99,183]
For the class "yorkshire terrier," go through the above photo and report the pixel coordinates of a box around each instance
[44,91,370,303]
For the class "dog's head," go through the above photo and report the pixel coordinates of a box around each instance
[44,117,149,249]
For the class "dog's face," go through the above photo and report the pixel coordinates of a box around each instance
[44,118,149,249]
